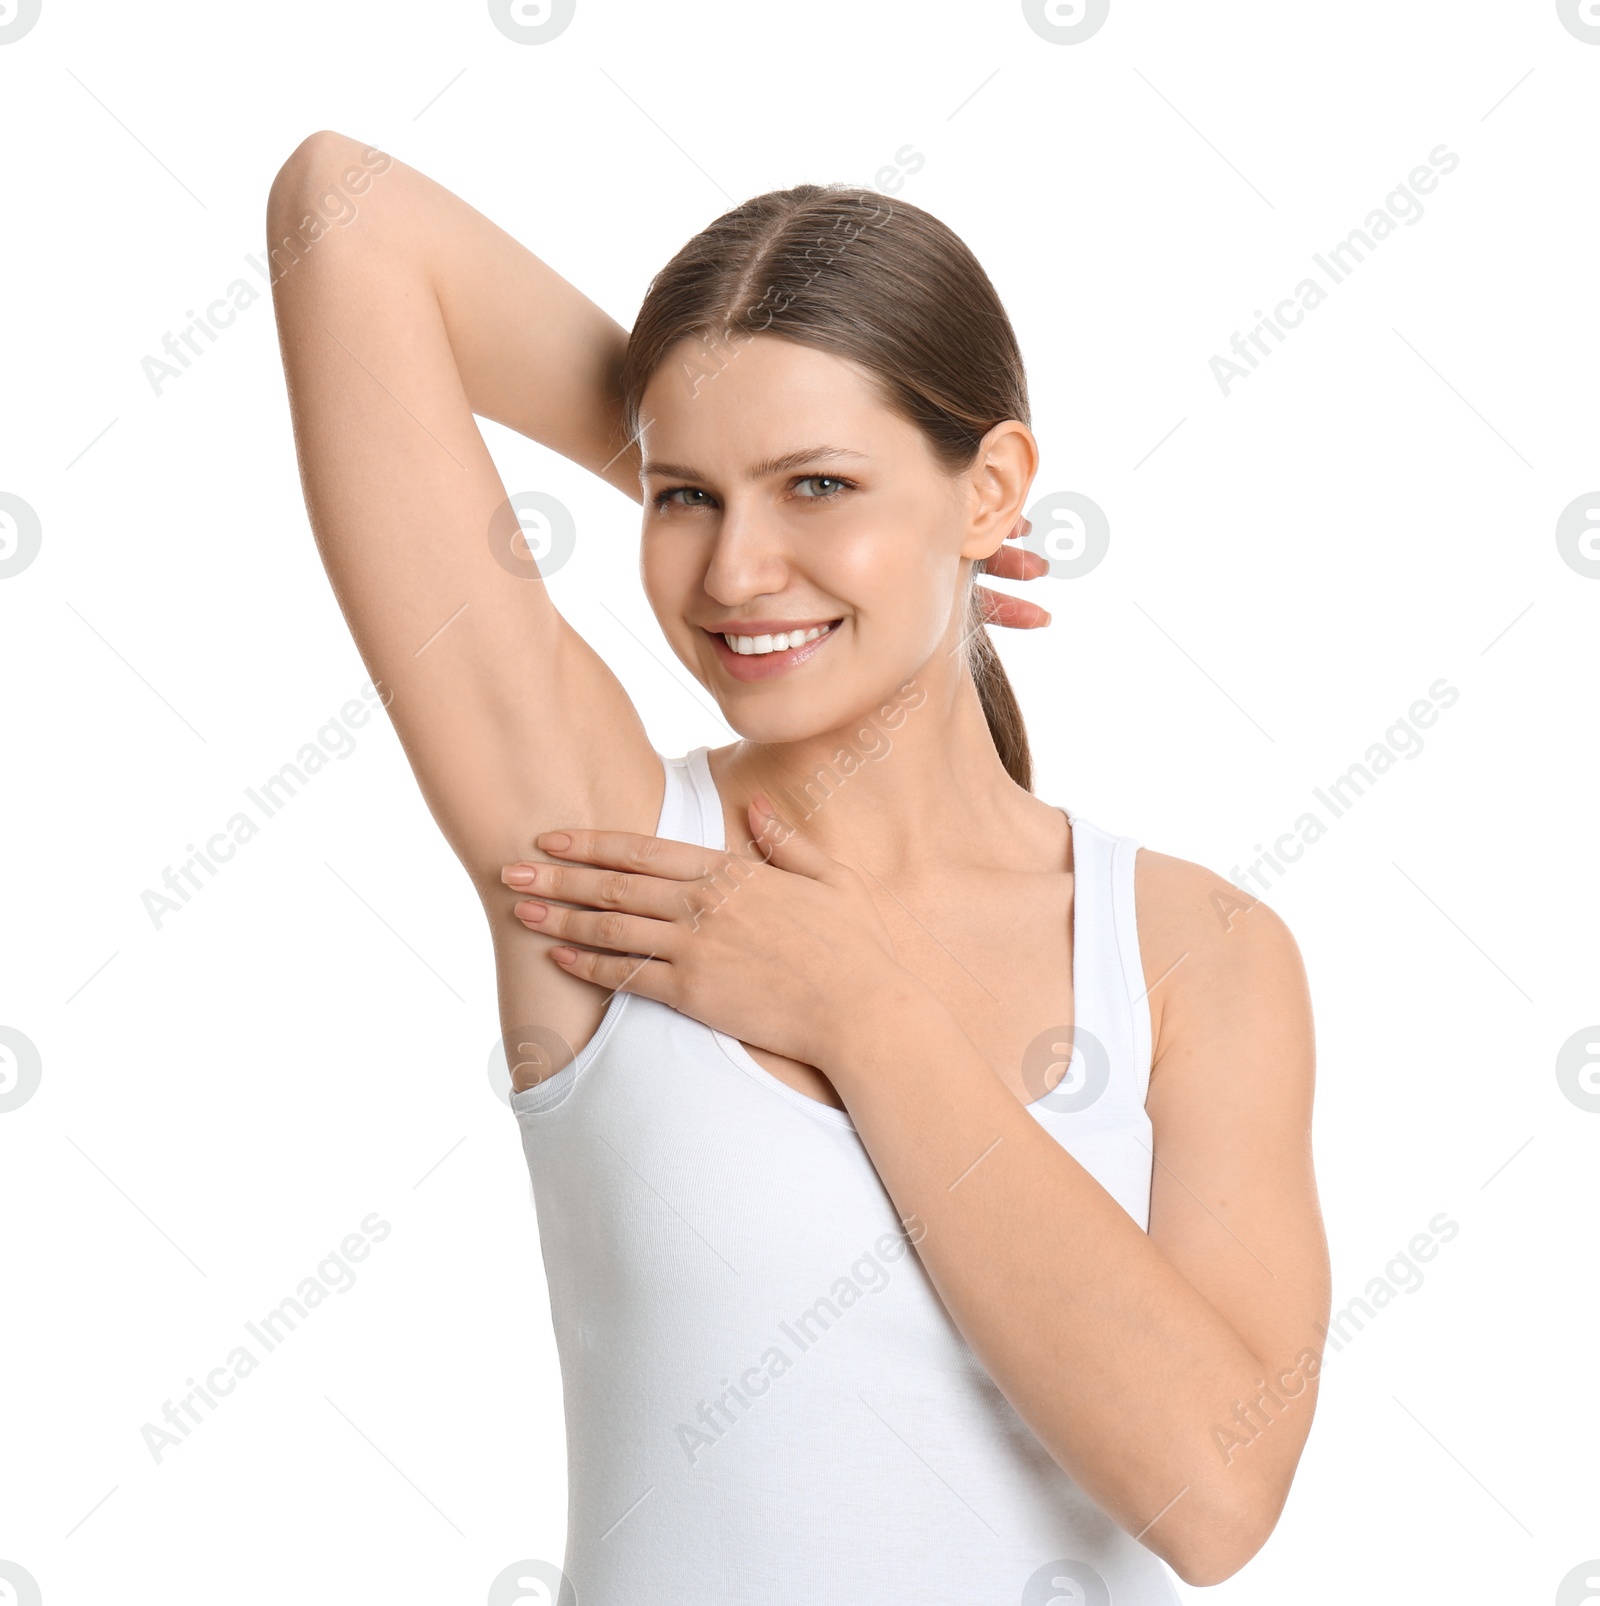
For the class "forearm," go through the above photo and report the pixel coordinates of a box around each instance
[267,130,636,494]
[822,971,1302,1582]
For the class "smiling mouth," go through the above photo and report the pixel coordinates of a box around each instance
[713,621,840,656]
[703,619,844,679]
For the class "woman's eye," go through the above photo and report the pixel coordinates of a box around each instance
[793,475,851,499]
[653,486,711,509]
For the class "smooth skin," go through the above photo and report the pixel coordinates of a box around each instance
[268,131,1329,1589]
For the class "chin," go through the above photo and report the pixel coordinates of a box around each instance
[716,701,840,747]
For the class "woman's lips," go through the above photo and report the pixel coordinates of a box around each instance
[706,620,842,682]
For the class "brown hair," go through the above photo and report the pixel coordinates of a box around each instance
[620,183,1034,793]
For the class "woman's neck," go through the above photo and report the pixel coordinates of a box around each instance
[706,677,1067,883]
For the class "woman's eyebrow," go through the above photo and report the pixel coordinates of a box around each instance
[639,446,868,482]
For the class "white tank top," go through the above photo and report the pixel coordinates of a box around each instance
[510,746,1182,1604]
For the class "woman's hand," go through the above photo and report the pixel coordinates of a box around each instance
[975,514,1051,630]
[500,799,912,1069]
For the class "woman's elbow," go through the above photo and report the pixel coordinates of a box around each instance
[1155,1485,1285,1588]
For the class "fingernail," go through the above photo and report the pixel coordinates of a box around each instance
[552,946,577,962]
[515,901,549,922]
[538,832,572,851]
[502,867,536,888]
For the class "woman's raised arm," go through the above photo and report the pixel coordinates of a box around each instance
[266,130,661,902]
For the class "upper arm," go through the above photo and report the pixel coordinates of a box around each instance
[1135,850,1332,1455]
[266,133,661,895]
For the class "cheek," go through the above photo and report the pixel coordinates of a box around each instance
[639,537,691,620]
[830,511,957,624]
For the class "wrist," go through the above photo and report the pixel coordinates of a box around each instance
[812,956,944,1078]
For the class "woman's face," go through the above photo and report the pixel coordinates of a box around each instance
[638,333,1000,745]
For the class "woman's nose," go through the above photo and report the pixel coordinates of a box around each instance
[702,508,790,602]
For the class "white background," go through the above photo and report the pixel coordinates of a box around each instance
[2,1,1597,1601]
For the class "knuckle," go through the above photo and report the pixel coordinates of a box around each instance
[627,836,661,869]
[598,871,630,905]
[597,912,627,944]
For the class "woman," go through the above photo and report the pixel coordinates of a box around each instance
[268,131,1330,1601]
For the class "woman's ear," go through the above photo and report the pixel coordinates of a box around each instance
[959,420,1039,561]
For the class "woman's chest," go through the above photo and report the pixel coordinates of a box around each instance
[742,868,1077,1111]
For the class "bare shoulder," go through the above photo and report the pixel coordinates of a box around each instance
[1131,846,1313,1092]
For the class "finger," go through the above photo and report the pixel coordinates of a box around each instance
[746,795,849,883]
[500,858,684,920]
[550,943,677,1006]
[981,543,1049,582]
[513,898,678,959]
[534,827,719,882]
[975,586,1052,629]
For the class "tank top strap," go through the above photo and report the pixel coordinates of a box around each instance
[652,746,719,849]
[1064,812,1155,1112]
[679,746,727,850]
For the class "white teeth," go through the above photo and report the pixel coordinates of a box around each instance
[723,623,833,656]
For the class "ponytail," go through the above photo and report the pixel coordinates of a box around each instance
[965,581,1032,793]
